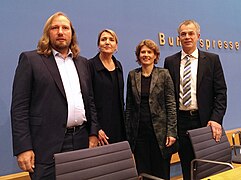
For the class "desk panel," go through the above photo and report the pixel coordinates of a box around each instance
[201,166,241,180]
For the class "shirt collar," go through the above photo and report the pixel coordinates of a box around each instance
[52,49,73,58]
[181,48,198,60]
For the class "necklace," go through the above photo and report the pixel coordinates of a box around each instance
[141,72,152,77]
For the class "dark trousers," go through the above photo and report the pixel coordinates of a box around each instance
[134,140,171,180]
[29,125,88,180]
[178,112,201,180]
[134,123,171,180]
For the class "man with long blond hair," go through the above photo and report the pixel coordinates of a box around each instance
[11,12,99,179]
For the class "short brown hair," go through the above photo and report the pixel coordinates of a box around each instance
[135,39,160,65]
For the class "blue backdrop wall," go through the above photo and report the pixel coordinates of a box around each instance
[1,0,241,176]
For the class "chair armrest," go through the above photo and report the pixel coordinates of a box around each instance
[139,173,164,180]
[232,145,241,163]
[233,145,241,155]
[191,158,234,180]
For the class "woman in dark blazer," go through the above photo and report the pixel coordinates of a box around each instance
[88,29,126,145]
[125,39,177,180]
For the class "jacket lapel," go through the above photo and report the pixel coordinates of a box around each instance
[150,67,158,94]
[197,50,206,90]
[173,52,181,97]
[41,55,66,98]
[134,67,158,96]
[73,57,86,96]
[134,68,142,97]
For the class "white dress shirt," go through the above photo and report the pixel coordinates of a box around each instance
[179,48,199,111]
[53,49,86,127]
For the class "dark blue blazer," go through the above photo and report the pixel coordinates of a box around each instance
[164,50,227,126]
[11,50,98,164]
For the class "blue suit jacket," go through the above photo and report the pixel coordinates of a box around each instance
[11,50,98,164]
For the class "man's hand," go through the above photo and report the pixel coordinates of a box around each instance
[89,135,99,148]
[207,121,222,142]
[17,150,35,172]
[166,136,176,147]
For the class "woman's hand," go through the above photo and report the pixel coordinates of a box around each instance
[166,136,176,147]
[89,135,99,148]
[98,129,109,145]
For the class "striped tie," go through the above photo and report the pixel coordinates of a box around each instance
[182,55,192,106]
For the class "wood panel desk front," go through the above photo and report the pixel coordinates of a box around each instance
[201,166,241,180]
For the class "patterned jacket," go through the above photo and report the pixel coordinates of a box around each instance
[125,67,177,158]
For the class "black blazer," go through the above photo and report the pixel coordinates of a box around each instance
[88,54,125,131]
[11,50,98,164]
[164,50,227,126]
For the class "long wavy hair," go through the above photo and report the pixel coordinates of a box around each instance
[37,12,80,58]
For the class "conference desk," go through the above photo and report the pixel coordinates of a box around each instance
[201,166,241,180]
